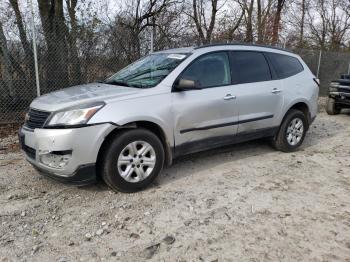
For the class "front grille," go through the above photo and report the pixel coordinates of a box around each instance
[23,145,36,159]
[24,108,51,129]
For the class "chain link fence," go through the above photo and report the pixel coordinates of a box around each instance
[0,37,129,124]
[1,21,350,124]
[295,48,350,96]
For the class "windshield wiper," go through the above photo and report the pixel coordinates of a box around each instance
[123,64,175,81]
[132,74,168,80]
[104,80,131,87]
[105,79,146,89]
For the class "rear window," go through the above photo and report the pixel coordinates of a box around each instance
[266,53,304,79]
[230,51,271,84]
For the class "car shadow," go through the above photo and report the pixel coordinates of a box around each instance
[157,138,280,187]
[157,116,347,187]
[67,112,349,193]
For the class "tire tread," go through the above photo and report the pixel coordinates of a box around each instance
[326,97,340,115]
[99,128,164,193]
[272,109,308,152]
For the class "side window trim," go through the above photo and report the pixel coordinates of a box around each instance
[228,51,239,85]
[229,50,273,84]
[263,52,279,80]
[172,51,232,90]
[262,52,273,80]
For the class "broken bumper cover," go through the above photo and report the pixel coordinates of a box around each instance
[19,123,115,185]
[31,162,97,186]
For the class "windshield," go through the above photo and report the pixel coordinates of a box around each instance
[105,53,190,88]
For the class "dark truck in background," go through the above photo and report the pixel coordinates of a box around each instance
[327,74,350,115]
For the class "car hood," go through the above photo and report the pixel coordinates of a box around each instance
[30,83,141,112]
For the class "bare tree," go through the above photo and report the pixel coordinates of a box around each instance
[239,0,254,42]
[187,0,219,44]
[298,0,306,47]
[327,0,350,50]
[225,9,244,42]
[307,0,327,49]
[307,0,350,50]
[271,0,286,44]
[0,22,14,97]
[66,0,82,85]
[153,2,187,49]
[117,0,175,61]
[9,0,35,80]
[256,0,274,43]
[37,0,70,89]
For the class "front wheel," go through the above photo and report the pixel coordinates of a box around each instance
[100,128,165,193]
[272,109,308,152]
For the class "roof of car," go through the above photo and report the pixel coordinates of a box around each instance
[194,43,293,53]
[155,43,293,55]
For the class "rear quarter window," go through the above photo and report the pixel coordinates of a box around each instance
[265,52,304,79]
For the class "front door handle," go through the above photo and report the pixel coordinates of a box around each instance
[272,88,282,94]
[223,94,236,100]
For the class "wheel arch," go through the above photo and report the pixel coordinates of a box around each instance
[96,121,173,178]
[283,101,311,127]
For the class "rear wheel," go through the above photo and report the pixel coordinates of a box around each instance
[326,97,341,115]
[100,128,164,193]
[272,109,308,152]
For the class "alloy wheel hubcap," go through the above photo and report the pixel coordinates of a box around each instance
[117,141,156,183]
[286,117,304,146]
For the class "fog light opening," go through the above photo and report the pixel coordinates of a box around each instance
[39,150,72,169]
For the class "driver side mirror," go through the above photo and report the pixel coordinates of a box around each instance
[174,78,201,91]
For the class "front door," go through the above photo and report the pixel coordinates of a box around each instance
[171,51,238,156]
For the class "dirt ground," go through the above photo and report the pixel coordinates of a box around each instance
[1,98,350,262]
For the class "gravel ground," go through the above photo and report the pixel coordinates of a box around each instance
[1,99,350,262]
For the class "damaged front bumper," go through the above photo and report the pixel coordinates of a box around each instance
[18,123,115,185]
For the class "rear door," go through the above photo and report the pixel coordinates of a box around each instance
[229,51,284,134]
[264,52,309,107]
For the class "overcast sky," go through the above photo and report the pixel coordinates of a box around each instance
[0,0,124,40]
[0,0,342,45]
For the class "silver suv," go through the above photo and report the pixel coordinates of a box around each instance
[19,44,319,192]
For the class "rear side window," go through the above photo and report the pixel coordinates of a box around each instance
[230,51,271,84]
[181,52,231,88]
[265,52,304,79]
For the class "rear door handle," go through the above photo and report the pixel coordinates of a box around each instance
[223,94,236,100]
[272,88,282,94]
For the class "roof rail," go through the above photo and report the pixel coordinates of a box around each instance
[194,42,293,53]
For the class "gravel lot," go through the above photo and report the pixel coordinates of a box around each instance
[1,99,350,262]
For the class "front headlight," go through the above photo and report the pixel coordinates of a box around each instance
[46,102,104,127]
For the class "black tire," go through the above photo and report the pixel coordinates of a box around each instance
[326,97,341,115]
[100,128,165,193]
[271,109,308,152]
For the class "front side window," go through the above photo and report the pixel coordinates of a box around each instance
[105,53,190,88]
[230,51,271,84]
[265,52,304,79]
[181,52,231,88]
